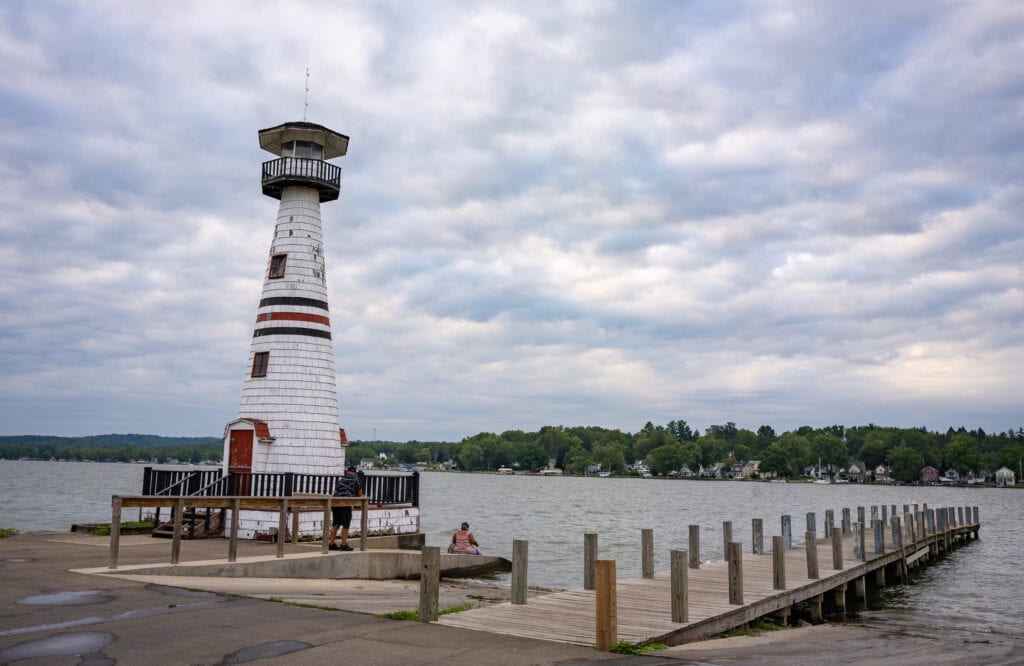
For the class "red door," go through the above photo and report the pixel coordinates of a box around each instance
[228,430,253,473]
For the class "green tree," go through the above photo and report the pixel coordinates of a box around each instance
[857,435,888,469]
[455,441,485,471]
[562,446,593,474]
[945,434,981,476]
[759,443,792,478]
[593,442,626,473]
[756,425,776,452]
[646,444,683,476]
[812,433,848,472]
[889,447,922,484]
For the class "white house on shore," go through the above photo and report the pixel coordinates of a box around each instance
[995,466,1016,488]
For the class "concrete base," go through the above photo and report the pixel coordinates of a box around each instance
[78,549,510,581]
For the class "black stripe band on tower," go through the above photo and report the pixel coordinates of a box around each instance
[259,296,330,311]
[253,327,332,340]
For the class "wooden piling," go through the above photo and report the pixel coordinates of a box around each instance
[805,531,819,579]
[595,560,617,651]
[584,533,598,590]
[873,519,884,555]
[670,549,688,623]
[881,504,888,524]
[806,512,816,537]
[855,575,866,600]
[171,497,184,565]
[229,497,240,562]
[512,539,529,605]
[642,528,654,579]
[825,510,834,541]
[834,582,847,611]
[727,542,743,605]
[809,593,823,622]
[722,521,733,558]
[688,525,700,569]
[109,496,122,569]
[831,526,843,569]
[276,499,288,558]
[781,515,792,549]
[772,535,786,590]
[419,546,441,622]
[752,518,763,554]
[842,508,851,535]
[320,499,330,555]
[853,522,864,562]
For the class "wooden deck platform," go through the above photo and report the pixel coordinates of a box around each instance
[439,516,979,647]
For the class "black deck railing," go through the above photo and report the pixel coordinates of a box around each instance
[261,157,341,201]
[141,467,419,507]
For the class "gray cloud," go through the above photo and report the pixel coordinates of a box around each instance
[0,1,1020,441]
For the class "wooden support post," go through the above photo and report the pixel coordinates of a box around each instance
[810,593,823,622]
[722,521,732,558]
[871,505,878,523]
[842,508,851,535]
[419,546,441,622]
[727,541,743,605]
[752,518,763,554]
[291,507,299,544]
[890,504,897,521]
[853,522,864,562]
[359,498,368,552]
[857,506,866,527]
[876,565,886,587]
[825,510,834,542]
[772,535,786,590]
[831,527,843,569]
[805,531,819,579]
[670,549,688,623]
[511,539,528,605]
[109,496,122,570]
[773,607,790,627]
[584,533,598,590]
[881,504,888,525]
[892,516,904,581]
[321,499,330,555]
[688,525,700,569]
[277,499,288,559]
[781,515,792,549]
[171,498,184,565]
[229,497,240,562]
[595,560,617,651]
[834,582,847,612]
[641,528,654,579]
[806,512,816,537]
[855,575,866,600]
[873,519,884,555]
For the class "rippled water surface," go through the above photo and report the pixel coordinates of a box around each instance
[3,460,1022,640]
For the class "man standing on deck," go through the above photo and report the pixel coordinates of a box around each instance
[329,466,363,551]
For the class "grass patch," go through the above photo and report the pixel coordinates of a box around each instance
[0,528,19,538]
[718,618,783,638]
[380,602,476,621]
[87,521,153,536]
[610,640,666,655]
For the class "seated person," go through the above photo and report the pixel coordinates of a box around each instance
[451,522,480,555]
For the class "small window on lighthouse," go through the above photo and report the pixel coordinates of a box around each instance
[251,352,269,378]
[281,140,323,159]
[269,254,287,279]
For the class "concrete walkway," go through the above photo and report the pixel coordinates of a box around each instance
[0,532,626,665]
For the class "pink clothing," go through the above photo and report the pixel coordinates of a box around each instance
[452,530,478,554]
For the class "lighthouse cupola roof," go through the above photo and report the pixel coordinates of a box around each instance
[258,121,348,202]
[259,121,349,159]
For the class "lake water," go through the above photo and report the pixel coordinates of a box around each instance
[3,460,1022,644]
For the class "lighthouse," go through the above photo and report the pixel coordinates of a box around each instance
[222,121,350,480]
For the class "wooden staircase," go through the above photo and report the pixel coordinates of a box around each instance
[151,508,225,539]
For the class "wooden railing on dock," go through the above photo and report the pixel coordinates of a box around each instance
[107,495,369,570]
[437,504,981,649]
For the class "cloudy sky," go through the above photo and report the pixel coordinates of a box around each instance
[1,1,1021,442]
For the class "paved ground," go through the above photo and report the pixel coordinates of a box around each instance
[0,532,627,665]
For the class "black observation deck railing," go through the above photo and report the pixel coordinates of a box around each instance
[261,157,341,202]
[141,467,419,507]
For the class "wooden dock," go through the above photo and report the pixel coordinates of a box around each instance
[438,505,980,647]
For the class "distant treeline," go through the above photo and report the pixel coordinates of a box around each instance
[347,422,1024,483]
[4,423,1023,482]
[0,434,222,464]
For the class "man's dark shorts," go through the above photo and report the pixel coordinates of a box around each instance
[332,506,353,529]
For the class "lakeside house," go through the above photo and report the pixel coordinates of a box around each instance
[920,466,940,484]
[995,466,1016,487]
[848,461,868,483]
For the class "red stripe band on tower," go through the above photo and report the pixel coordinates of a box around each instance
[256,312,331,325]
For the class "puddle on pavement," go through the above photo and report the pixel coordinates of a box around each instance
[0,557,35,562]
[223,640,313,663]
[0,631,114,662]
[17,590,111,606]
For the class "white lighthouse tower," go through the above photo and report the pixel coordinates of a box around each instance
[223,121,350,479]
